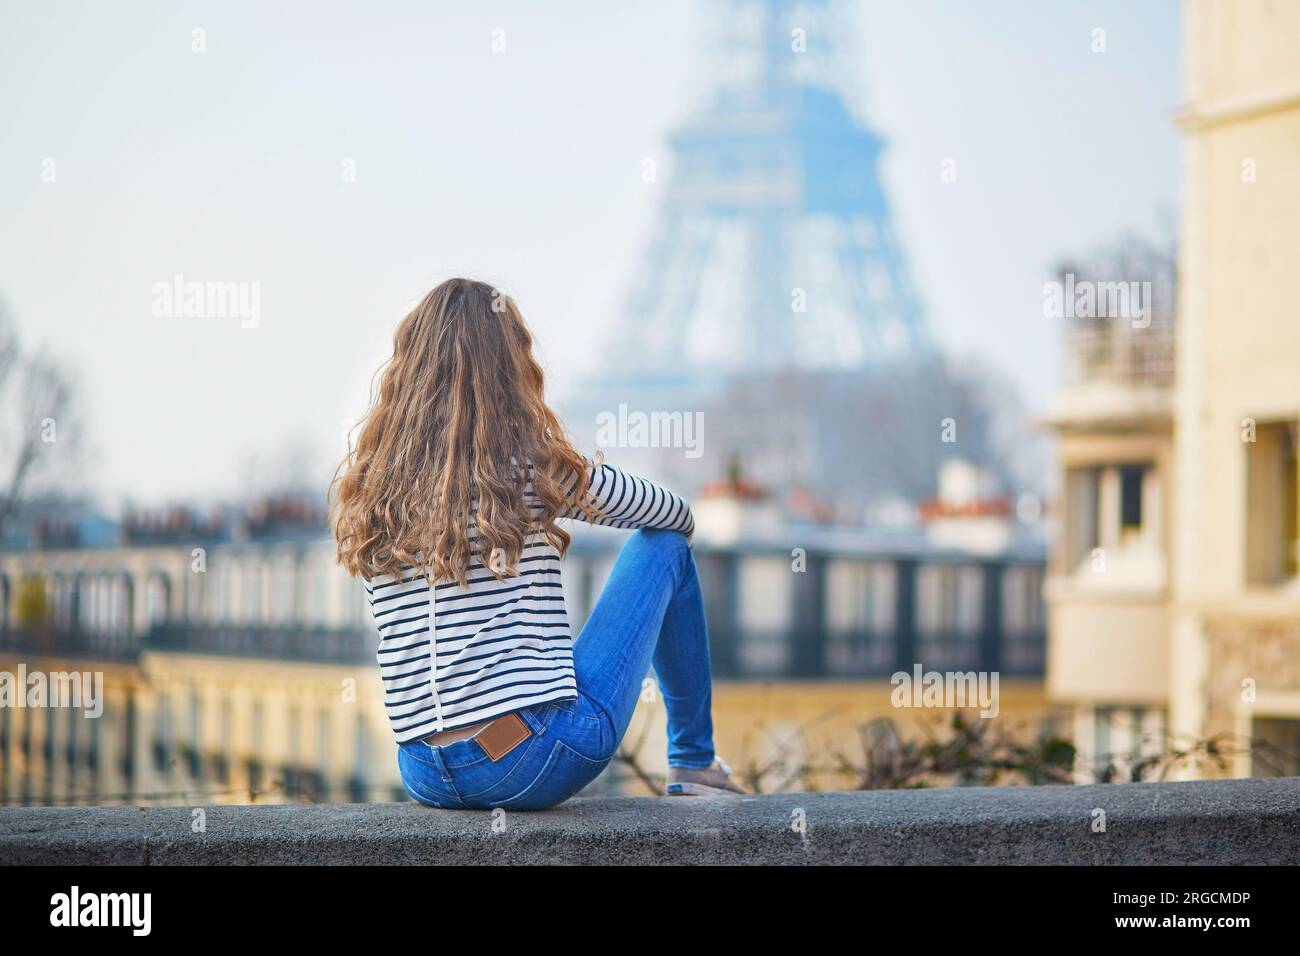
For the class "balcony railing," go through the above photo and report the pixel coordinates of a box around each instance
[0,624,376,666]
[1064,315,1175,389]
[146,624,376,665]
[0,626,141,662]
[1,549,1047,680]
[697,554,1047,680]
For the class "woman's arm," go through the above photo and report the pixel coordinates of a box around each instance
[564,458,694,539]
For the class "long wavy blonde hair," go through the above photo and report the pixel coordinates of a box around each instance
[331,278,597,587]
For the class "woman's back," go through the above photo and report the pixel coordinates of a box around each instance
[364,459,693,742]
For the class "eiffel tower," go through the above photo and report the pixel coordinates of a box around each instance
[567,0,932,498]
[601,0,929,391]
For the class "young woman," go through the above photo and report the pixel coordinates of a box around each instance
[331,278,743,810]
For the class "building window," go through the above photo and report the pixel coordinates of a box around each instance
[88,708,100,773]
[350,712,370,803]
[826,561,896,634]
[185,568,205,622]
[121,692,135,785]
[187,689,202,779]
[313,709,331,802]
[250,701,263,759]
[43,707,55,801]
[737,556,793,636]
[153,690,171,773]
[284,703,301,798]
[215,563,233,624]
[916,564,982,636]
[295,554,326,629]
[287,704,300,767]
[1001,566,1044,634]
[247,701,265,793]
[1064,466,1100,571]
[213,697,232,784]
[1245,421,1299,584]
[915,564,982,670]
[1064,462,1161,583]
[733,556,794,675]
[1119,465,1144,540]
[246,560,265,624]
[825,560,895,674]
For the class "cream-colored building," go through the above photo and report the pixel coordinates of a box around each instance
[0,538,398,806]
[1045,0,1300,781]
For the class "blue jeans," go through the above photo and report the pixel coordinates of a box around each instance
[396,528,717,810]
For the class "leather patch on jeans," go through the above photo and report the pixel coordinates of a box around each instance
[477,712,531,761]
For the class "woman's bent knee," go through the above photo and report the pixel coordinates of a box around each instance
[631,527,689,554]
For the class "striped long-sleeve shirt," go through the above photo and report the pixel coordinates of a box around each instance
[364,459,694,743]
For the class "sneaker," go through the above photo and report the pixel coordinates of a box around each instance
[666,757,746,797]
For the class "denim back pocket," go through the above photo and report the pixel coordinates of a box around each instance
[397,745,462,808]
[496,740,612,811]
[451,732,546,805]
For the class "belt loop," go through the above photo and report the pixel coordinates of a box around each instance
[516,704,547,736]
[425,743,454,783]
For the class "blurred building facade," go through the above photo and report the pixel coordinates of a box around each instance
[1044,0,1300,781]
[0,486,1048,805]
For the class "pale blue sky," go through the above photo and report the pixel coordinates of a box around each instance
[0,0,1180,503]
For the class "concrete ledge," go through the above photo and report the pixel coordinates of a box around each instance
[2,777,1298,865]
